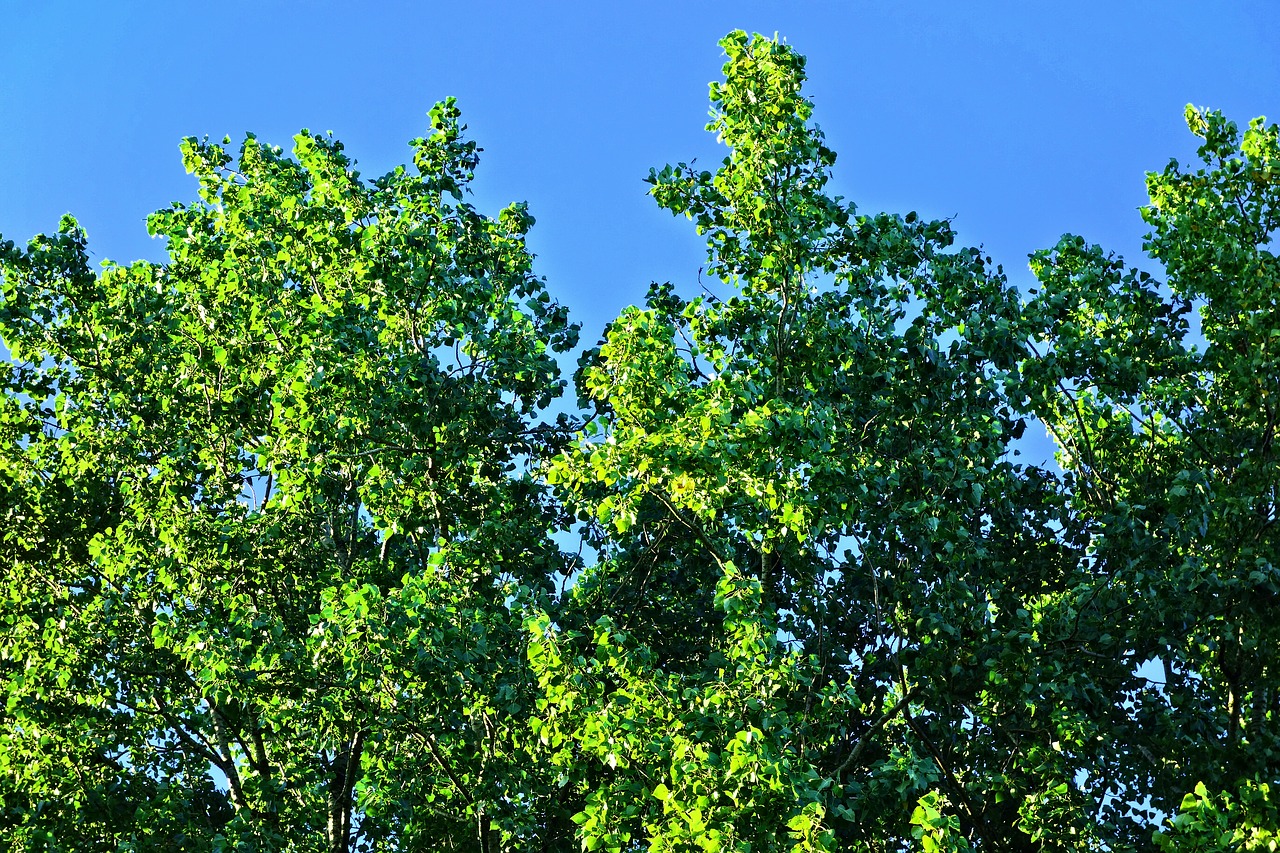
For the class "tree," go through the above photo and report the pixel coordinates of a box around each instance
[535,31,1097,852]
[532,34,1280,853]
[0,100,579,852]
[1018,105,1280,849]
[3,29,1279,853]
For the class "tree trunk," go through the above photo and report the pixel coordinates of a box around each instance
[327,730,365,853]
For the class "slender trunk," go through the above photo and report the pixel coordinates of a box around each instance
[327,730,365,853]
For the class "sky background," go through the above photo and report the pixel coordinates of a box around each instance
[3,2,1278,465]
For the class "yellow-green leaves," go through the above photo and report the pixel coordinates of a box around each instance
[0,102,578,851]
[552,30,1084,852]
[1156,780,1280,852]
[526,564,844,853]
[648,32,842,292]
[4,28,1278,853]
[911,792,972,853]
[1017,108,1280,849]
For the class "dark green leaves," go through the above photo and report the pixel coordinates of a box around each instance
[3,30,1278,853]
[1,103,577,852]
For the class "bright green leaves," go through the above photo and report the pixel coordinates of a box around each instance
[1145,108,1280,396]
[527,564,845,853]
[0,102,576,851]
[1015,109,1280,847]
[910,792,973,853]
[1018,235,1196,511]
[1147,108,1280,310]
[551,30,1067,853]
[586,307,691,424]
[648,32,843,292]
[1155,780,1280,852]
[410,97,481,200]
[4,28,1278,853]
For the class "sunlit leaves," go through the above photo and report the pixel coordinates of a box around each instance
[539,29,1083,853]
[1017,106,1280,848]
[3,27,1278,853]
[0,101,577,851]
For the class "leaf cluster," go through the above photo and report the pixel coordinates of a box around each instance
[3,29,1280,853]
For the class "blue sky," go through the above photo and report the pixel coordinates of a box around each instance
[2,2,1277,463]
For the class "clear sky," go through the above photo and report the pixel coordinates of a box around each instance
[2,2,1277,463]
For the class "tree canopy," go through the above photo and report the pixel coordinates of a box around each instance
[2,30,1278,853]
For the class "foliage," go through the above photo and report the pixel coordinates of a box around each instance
[0,100,578,851]
[2,28,1279,853]
[1155,780,1280,852]
[543,29,1103,850]
[1018,105,1280,849]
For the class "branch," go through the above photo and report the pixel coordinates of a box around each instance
[410,720,475,808]
[655,491,729,572]
[834,685,919,777]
